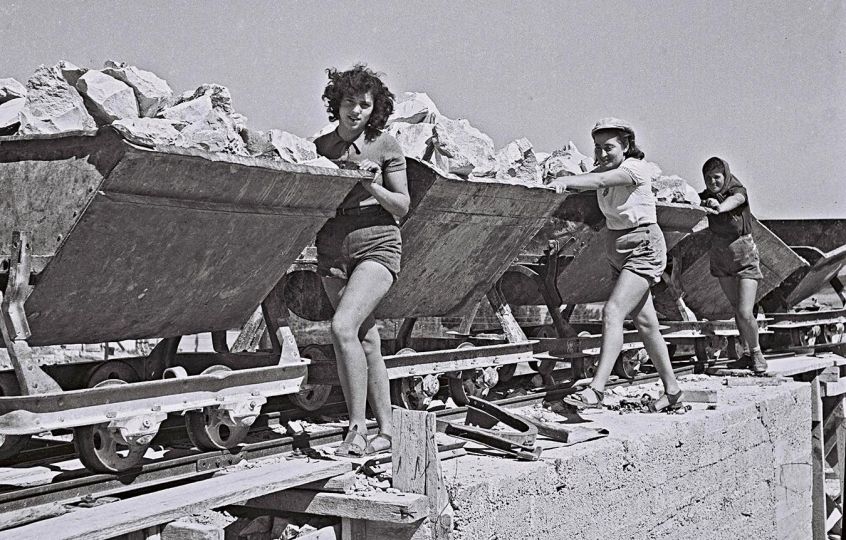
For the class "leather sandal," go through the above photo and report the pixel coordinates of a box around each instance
[561,386,605,411]
[334,426,368,457]
[365,432,392,455]
[646,390,685,413]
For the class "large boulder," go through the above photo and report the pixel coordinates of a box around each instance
[76,70,139,123]
[388,92,440,125]
[653,175,700,204]
[17,65,97,135]
[172,83,233,115]
[541,142,592,182]
[0,78,26,104]
[386,122,434,160]
[430,117,496,177]
[111,117,182,148]
[268,130,319,163]
[56,61,87,87]
[241,128,275,157]
[159,93,214,128]
[175,109,247,155]
[493,137,542,184]
[102,60,173,117]
[0,97,24,134]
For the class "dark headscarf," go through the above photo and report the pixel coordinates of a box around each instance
[702,157,733,195]
[699,156,754,238]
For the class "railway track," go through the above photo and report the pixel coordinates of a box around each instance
[0,364,694,530]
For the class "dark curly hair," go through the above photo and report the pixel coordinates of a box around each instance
[593,128,645,166]
[322,64,395,142]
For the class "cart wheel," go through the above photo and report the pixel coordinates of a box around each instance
[184,366,250,450]
[390,376,437,410]
[185,407,251,451]
[572,356,598,380]
[74,422,149,474]
[0,375,30,463]
[74,381,149,473]
[824,323,845,344]
[448,368,498,406]
[612,349,645,379]
[289,345,333,412]
[85,360,141,388]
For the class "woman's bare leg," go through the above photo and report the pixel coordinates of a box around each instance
[321,260,394,434]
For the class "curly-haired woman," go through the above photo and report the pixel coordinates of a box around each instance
[549,118,684,413]
[313,64,410,455]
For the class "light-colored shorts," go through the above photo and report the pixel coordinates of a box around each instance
[605,223,667,284]
[709,233,763,280]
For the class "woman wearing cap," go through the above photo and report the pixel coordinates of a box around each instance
[548,118,684,412]
[313,64,410,455]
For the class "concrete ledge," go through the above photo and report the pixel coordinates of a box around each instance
[444,379,812,540]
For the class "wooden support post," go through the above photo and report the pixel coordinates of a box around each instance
[392,408,452,540]
[811,375,827,540]
[261,285,299,363]
[485,286,527,344]
[231,307,266,353]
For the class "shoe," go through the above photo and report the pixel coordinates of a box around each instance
[727,355,752,369]
[646,390,685,413]
[334,426,368,457]
[364,433,392,455]
[751,351,768,374]
[561,386,605,411]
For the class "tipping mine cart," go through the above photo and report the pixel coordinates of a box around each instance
[654,218,807,369]
[0,128,363,472]
[498,190,709,379]
[757,219,846,352]
[266,158,570,410]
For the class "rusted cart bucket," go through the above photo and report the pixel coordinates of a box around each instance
[500,191,709,306]
[276,158,569,409]
[655,218,807,320]
[759,219,846,311]
[0,128,363,471]
[378,159,568,318]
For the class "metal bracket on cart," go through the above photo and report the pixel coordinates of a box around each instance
[108,411,168,446]
[0,231,62,395]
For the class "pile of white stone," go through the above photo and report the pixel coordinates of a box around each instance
[382,92,593,185]
[0,61,332,168]
[382,93,699,198]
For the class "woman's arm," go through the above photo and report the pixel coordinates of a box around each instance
[714,192,746,213]
[360,165,411,218]
[547,167,634,192]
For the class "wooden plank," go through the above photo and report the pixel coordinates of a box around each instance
[824,379,846,397]
[246,489,428,524]
[0,460,350,540]
[811,376,827,540]
[161,521,221,540]
[766,355,835,378]
[820,365,841,383]
[300,471,359,493]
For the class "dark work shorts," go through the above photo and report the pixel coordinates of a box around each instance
[605,223,667,284]
[709,233,763,280]
[315,207,402,281]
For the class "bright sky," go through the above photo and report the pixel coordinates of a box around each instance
[2,0,843,219]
